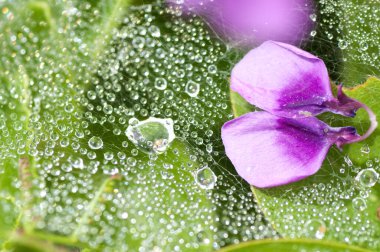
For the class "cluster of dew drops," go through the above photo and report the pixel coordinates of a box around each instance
[259,145,380,249]
[308,0,380,82]
[0,1,276,251]
[1,0,380,251]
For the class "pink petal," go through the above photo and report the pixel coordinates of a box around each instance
[231,41,334,118]
[222,112,341,188]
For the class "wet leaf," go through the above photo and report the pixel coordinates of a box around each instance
[218,238,371,252]
[230,77,380,250]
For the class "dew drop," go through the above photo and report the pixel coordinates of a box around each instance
[104,151,114,161]
[185,80,200,97]
[126,117,175,154]
[195,166,217,190]
[361,144,370,154]
[88,136,104,150]
[304,219,326,239]
[154,77,167,90]
[338,40,348,50]
[344,155,353,166]
[148,25,161,37]
[352,197,367,211]
[355,168,379,187]
[70,157,84,169]
[309,13,317,22]
[359,41,368,51]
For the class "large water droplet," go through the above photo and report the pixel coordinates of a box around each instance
[88,136,104,150]
[126,117,175,154]
[355,168,379,187]
[195,166,217,190]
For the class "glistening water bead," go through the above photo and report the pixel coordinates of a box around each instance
[0,1,277,250]
[88,136,104,150]
[195,166,217,190]
[125,117,175,154]
[185,80,200,97]
[304,219,326,239]
[154,77,168,90]
[355,168,379,187]
[352,197,367,211]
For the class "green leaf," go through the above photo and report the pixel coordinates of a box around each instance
[302,1,380,86]
[230,77,380,250]
[69,140,214,251]
[230,90,255,118]
[217,239,371,252]
[0,2,220,251]
[338,2,380,85]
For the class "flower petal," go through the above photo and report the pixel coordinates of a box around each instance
[167,0,315,47]
[222,111,336,188]
[231,41,334,118]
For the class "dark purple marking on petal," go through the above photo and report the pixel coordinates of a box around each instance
[221,111,339,188]
[328,86,378,147]
[323,85,363,117]
[231,41,335,118]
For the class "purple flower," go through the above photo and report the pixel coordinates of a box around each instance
[232,41,363,119]
[222,41,377,188]
[167,0,315,47]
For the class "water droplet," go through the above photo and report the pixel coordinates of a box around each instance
[148,25,161,37]
[126,117,175,154]
[88,136,104,150]
[195,166,217,190]
[127,157,136,167]
[309,13,317,22]
[344,155,353,166]
[154,77,167,90]
[352,197,367,211]
[120,212,129,219]
[104,152,114,161]
[132,36,145,49]
[69,156,84,169]
[355,168,379,187]
[185,80,200,97]
[359,41,368,51]
[304,219,326,239]
[207,65,217,74]
[360,144,370,154]
[338,40,348,50]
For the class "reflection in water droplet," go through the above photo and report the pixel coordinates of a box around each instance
[344,155,353,166]
[154,77,167,90]
[126,117,175,154]
[195,166,217,190]
[185,80,200,97]
[304,219,326,239]
[69,156,84,169]
[338,40,348,49]
[104,152,114,161]
[360,144,370,154]
[309,13,317,22]
[355,168,379,187]
[88,136,104,150]
[352,197,367,211]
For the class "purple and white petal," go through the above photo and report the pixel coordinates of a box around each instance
[221,111,357,188]
[231,41,335,118]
